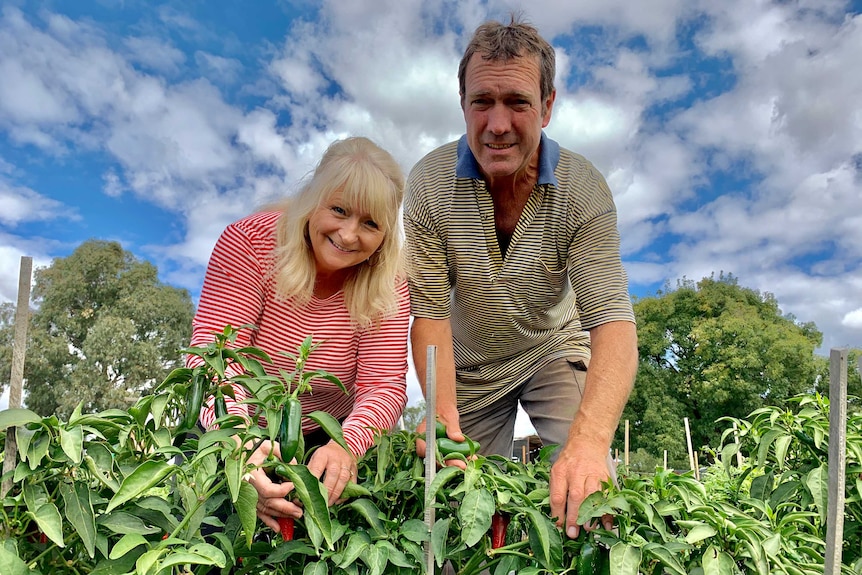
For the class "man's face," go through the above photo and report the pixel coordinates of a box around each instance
[461,53,555,184]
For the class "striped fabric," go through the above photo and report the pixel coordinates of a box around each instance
[189,210,410,457]
[404,134,635,414]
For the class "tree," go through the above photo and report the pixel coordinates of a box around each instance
[621,273,822,464]
[0,240,194,418]
[815,347,862,407]
[400,400,426,431]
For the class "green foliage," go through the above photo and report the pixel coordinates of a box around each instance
[625,272,823,462]
[0,240,194,418]
[2,327,860,574]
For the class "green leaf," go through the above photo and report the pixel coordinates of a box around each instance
[643,542,687,575]
[59,424,84,464]
[400,518,429,543]
[0,408,41,431]
[26,429,50,470]
[226,450,243,503]
[156,550,219,570]
[136,547,164,575]
[303,561,328,575]
[346,499,387,537]
[108,533,149,560]
[431,517,450,568]
[702,544,737,575]
[524,506,562,571]
[426,465,462,504]
[97,511,162,535]
[684,523,718,545]
[360,542,390,575]
[307,410,350,455]
[33,502,65,548]
[756,429,783,467]
[804,463,828,524]
[23,482,49,510]
[0,540,30,575]
[609,542,642,575]
[60,482,96,558]
[237,480,259,549]
[279,464,334,549]
[458,488,494,547]
[749,471,773,501]
[106,460,176,513]
[773,434,792,468]
[338,531,372,568]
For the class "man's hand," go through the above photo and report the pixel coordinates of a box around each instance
[548,440,613,539]
[415,415,469,470]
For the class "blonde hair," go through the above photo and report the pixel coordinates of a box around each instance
[269,137,405,328]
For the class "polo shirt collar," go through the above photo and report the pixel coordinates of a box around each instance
[455,132,560,187]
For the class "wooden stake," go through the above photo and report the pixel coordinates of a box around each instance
[423,345,437,575]
[663,450,668,471]
[2,256,33,499]
[684,417,695,473]
[824,348,848,575]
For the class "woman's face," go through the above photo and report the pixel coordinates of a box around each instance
[307,190,385,276]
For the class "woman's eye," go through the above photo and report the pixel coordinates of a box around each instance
[331,206,346,215]
[365,220,379,230]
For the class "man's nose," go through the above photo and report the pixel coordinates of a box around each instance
[487,104,511,135]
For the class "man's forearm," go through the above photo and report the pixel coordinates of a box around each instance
[567,321,638,450]
[410,317,460,421]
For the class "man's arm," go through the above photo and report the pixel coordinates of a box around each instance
[410,317,465,443]
[549,320,638,538]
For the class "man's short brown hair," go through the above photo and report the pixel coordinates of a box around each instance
[458,14,556,103]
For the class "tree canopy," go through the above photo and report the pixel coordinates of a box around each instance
[0,240,194,418]
[622,273,823,466]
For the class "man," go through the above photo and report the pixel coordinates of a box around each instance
[404,15,638,539]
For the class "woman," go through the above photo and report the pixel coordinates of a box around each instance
[188,136,409,534]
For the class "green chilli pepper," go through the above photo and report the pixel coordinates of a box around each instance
[436,437,480,458]
[278,397,302,463]
[214,394,228,419]
[182,373,206,432]
[578,540,597,575]
[434,420,447,438]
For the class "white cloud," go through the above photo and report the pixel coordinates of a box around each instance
[0,0,860,361]
[844,308,862,330]
[0,179,71,226]
[124,36,186,74]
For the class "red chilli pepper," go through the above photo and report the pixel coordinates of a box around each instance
[278,517,295,541]
[491,511,510,549]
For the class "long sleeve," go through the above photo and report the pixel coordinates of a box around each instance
[340,278,410,455]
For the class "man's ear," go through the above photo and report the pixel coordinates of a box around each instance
[542,89,557,128]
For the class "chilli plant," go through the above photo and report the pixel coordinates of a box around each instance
[3,327,862,574]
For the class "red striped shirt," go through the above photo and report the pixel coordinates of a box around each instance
[189,211,410,456]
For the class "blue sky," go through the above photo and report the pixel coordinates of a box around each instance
[2,1,861,428]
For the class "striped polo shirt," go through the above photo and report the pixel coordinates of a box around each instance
[404,133,635,414]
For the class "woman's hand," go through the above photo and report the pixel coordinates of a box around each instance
[306,441,357,505]
[244,439,303,533]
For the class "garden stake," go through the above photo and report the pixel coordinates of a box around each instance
[424,344,437,575]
